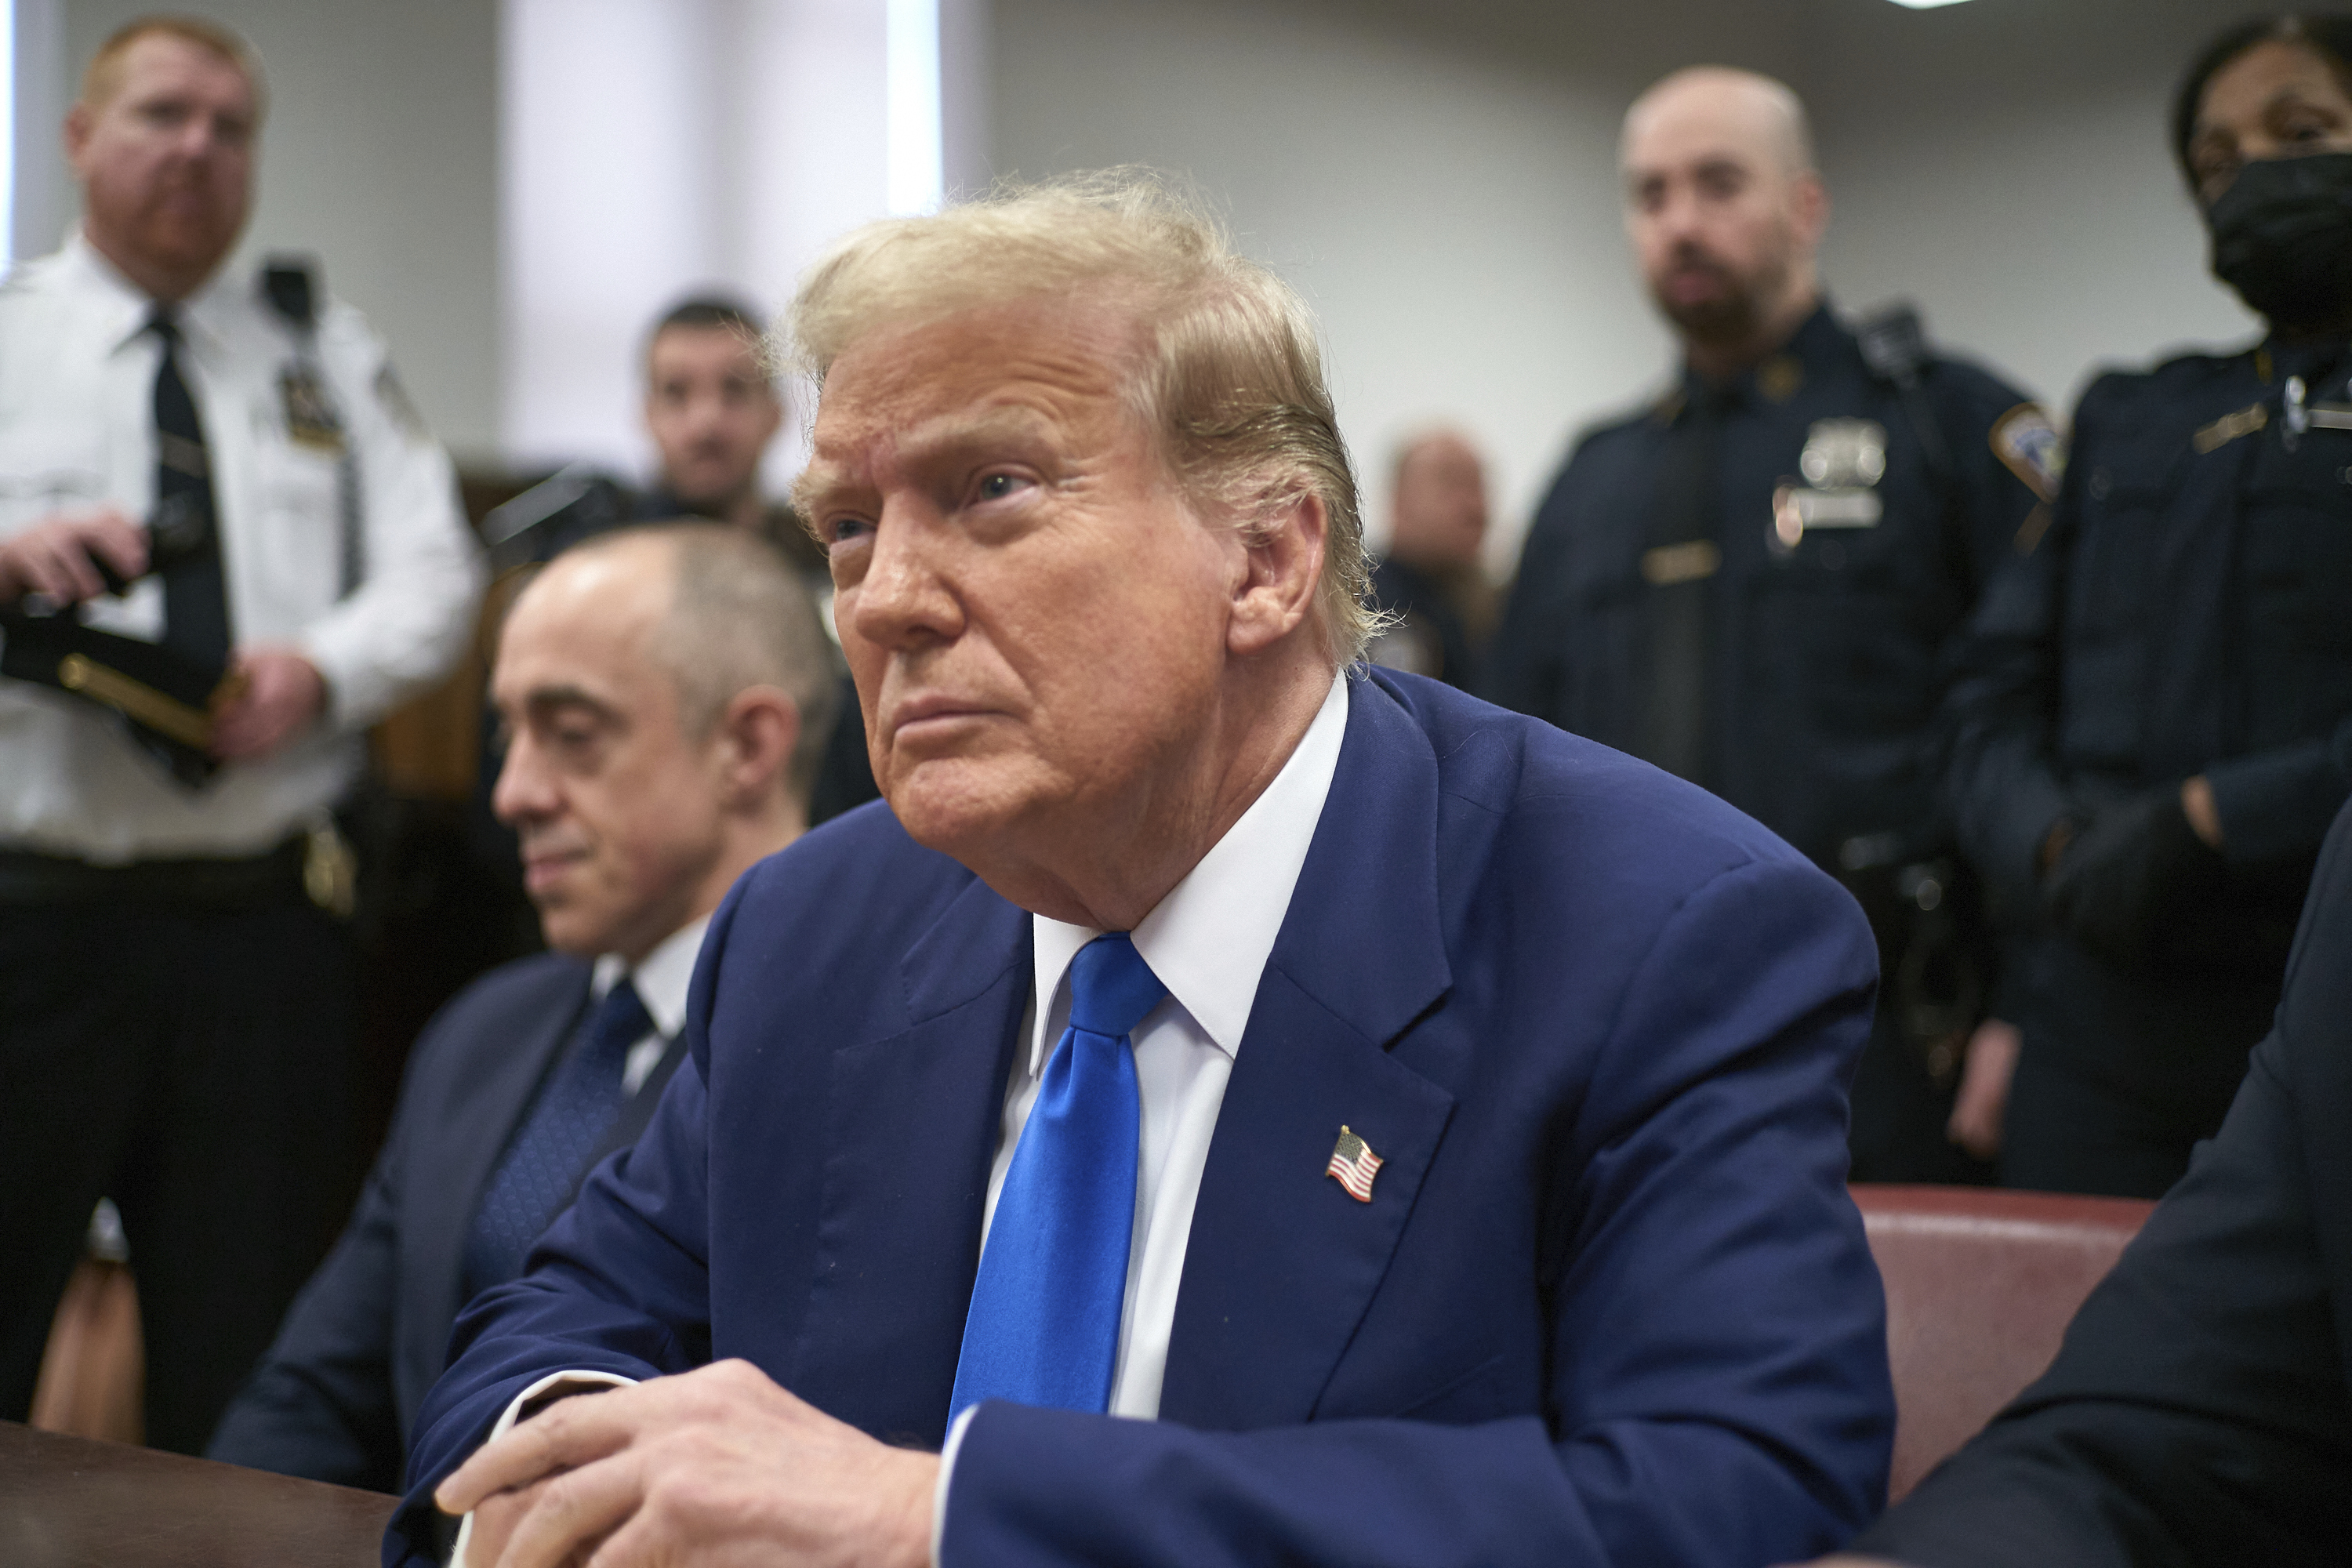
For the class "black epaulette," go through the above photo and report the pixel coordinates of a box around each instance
[260,254,363,598]
[1855,303,1956,483]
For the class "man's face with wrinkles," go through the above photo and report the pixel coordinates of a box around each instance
[798,296,1245,877]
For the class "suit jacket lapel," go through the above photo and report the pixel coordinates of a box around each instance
[593,1030,691,1163]
[1160,673,1458,1430]
[788,876,1032,1446]
[403,967,590,1405]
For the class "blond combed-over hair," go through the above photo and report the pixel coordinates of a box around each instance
[786,169,1374,667]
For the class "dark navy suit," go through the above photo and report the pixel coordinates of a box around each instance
[391,671,1895,1567]
[1854,799,2352,1564]
[205,953,687,1492]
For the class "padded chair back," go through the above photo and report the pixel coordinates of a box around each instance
[1853,1183,2154,1501]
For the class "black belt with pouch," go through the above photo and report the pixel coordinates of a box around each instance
[0,837,308,906]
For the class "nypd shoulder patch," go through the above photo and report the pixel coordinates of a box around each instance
[1990,403,2064,503]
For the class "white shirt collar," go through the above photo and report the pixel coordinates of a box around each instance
[1029,670,1351,1071]
[62,227,234,355]
[590,912,712,1040]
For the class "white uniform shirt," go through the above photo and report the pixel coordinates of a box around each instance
[0,231,484,862]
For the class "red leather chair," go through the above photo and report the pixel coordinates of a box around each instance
[1852,1183,2154,1501]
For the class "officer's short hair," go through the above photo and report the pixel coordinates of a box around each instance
[82,15,267,122]
[2173,14,2352,188]
[558,523,841,809]
[786,169,1374,668]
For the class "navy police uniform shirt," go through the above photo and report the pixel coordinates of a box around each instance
[1488,304,2054,868]
[1949,336,2352,963]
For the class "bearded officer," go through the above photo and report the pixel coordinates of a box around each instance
[1488,66,2058,1184]
[0,16,481,1451]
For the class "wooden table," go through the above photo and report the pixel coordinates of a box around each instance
[0,1421,397,1566]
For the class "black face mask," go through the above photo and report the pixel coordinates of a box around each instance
[2209,151,2352,328]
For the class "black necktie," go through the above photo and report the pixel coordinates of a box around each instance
[1635,390,1729,786]
[148,310,232,670]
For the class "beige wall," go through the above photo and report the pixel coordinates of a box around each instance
[993,0,2266,567]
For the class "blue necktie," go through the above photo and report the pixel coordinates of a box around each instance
[461,978,655,1298]
[949,933,1167,1419]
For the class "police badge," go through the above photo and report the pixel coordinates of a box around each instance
[1772,419,1887,554]
[279,365,345,452]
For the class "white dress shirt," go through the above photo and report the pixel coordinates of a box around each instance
[0,230,484,862]
[593,913,709,1096]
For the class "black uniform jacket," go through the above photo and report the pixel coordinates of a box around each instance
[205,953,687,1493]
[1490,306,2049,866]
[1853,798,2352,1566]
[1947,337,2352,965]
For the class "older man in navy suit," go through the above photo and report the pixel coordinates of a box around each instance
[205,523,837,1490]
[398,173,1894,1568]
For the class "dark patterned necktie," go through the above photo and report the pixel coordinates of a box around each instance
[147,310,232,669]
[1636,388,1730,786]
[461,978,656,1298]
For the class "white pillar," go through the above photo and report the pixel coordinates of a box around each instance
[499,0,989,478]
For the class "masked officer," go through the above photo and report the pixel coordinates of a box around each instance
[1944,14,2352,1201]
[1488,66,2058,1184]
[0,17,481,1450]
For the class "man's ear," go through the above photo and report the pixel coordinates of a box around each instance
[1793,171,1831,250]
[1228,492,1328,658]
[63,103,93,169]
[714,687,800,810]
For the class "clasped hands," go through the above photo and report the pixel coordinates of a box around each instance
[438,1359,938,1568]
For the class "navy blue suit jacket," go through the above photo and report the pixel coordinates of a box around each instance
[393,671,1894,1566]
[207,952,688,1492]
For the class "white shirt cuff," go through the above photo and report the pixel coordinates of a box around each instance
[447,1369,637,1567]
[931,1403,982,1568]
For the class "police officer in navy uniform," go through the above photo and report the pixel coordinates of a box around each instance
[1944,15,2352,1201]
[1489,66,2057,1183]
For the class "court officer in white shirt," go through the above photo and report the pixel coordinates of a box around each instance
[0,16,481,1455]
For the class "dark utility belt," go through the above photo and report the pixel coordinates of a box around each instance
[0,836,310,907]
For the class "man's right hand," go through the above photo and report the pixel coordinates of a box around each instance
[0,510,147,606]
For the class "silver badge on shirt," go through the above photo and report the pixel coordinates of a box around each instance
[1772,419,1886,554]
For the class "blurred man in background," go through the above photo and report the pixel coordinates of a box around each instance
[208,524,835,1491]
[1364,428,1496,691]
[477,296,874,855]
[0,15,481,1452]
[1488,66,2056,1185]
[639,297,819,568]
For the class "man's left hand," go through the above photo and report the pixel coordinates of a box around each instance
[436,1358,938,1568]
[210,647,326,760]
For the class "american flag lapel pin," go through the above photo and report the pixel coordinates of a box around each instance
[1325,1124,1383,1203]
